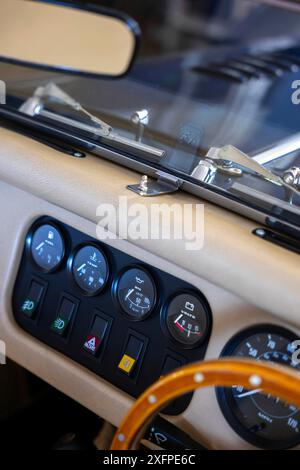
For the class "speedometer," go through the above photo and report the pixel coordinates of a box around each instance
[217,324,300,449]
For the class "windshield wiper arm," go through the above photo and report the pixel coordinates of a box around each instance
[191,145,300,202]
[19,83,165,161]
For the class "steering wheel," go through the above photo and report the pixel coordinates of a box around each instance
[111,358,300,450]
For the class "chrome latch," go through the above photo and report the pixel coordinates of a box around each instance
[127,171,182,197]
[283,166,300,190]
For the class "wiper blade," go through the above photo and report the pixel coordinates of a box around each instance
[19,83,165,161]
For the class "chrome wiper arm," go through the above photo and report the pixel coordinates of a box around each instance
[191,145,300,199]
[207,145,284,186]
[19,83,165,161]
[19,83,112,136]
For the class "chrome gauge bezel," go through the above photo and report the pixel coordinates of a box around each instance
[216,324,300,450]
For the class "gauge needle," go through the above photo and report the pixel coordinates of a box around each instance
[175,322,185,332]
[236,389,262,398]
[77,263,86,272]
[174,314,183,324]
[35,242,45,250]
[125,288,134,300]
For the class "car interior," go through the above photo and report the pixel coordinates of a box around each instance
[1,0,300,453]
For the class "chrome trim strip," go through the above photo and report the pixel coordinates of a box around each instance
[1,107,300,237]
[253,132,300,165]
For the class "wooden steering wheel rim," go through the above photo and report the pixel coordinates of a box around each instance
[111,358,300,450]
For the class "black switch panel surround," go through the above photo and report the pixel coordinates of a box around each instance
[13,216,212,415]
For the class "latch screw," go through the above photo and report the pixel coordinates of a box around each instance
[139,175,149,193]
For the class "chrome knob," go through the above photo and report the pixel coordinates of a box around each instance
[131,109,149,142]
[283,166,300,189]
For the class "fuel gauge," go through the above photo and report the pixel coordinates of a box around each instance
[30,223,65,272]
[116,267,156,320]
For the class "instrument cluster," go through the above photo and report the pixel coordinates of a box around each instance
[14,217,300,448]
[13,216,212,415]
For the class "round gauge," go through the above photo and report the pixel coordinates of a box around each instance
[217,325,300,450]
[116,267,156,320]
[164,292,210,348]
[71,245,109,295]
[30,223,65,272]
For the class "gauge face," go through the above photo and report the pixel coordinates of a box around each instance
[30,224,65,272]
[72,245,109,295]
[217,325,300,449]
[165,293,210,347]
[116,267,156,320]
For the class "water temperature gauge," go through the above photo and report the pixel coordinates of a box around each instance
[116,267,157,320]
[30,223,65,272]
[71,245,109,295]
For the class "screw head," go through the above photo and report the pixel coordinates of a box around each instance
[255,229,266,237]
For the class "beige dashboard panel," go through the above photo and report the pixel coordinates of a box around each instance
[1,181,299,450]
[0,127,299,325]
[0,127,300,449]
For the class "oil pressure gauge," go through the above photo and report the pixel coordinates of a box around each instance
[164,292,210,348]
[116,267,157,320]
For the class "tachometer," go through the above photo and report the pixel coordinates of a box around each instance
[217,324,300,449]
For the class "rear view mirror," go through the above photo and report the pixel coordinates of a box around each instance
[0,0,140,78]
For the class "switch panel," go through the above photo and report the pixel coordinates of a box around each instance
[12,216,212,415]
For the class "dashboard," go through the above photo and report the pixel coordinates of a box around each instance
[11,218,300,449]
[12,218,300,449]
[0,127,300,450]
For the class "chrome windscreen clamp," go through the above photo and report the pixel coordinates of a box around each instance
[127,172,182,197]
